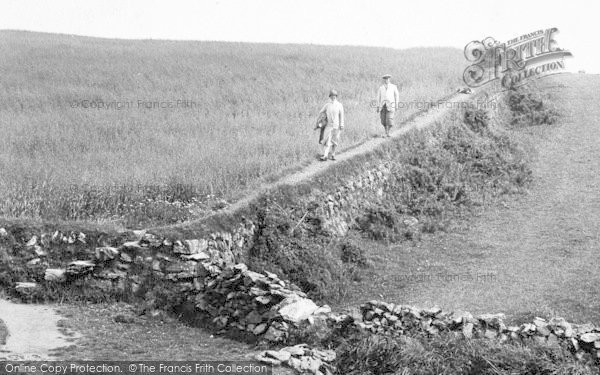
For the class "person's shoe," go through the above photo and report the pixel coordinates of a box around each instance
[329,154,336,161]
[320,156,328,161]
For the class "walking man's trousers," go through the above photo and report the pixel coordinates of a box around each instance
[322,126,341,157]
[380,104,395,130]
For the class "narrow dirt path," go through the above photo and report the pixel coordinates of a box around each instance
[0,299,74,360]
[359,74,600,324]
[225,91,472,212]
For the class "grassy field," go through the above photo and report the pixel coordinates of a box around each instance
[0,31,464,227]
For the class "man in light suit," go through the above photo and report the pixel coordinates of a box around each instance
[376,74,400,137]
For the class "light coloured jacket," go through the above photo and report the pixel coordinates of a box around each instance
[377,83,400,112]
[319,99,344,129]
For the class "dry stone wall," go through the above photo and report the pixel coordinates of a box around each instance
[2,225,600,373]
[1,224,332,343]
[314,162,394,237]
[359,301,600,361]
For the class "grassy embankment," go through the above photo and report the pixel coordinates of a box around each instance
[345,74,600,324]
[321,76,600,374]
[0,30,464,228]
[257,78,599,373]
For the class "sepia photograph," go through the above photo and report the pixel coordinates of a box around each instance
[0,0,599,373]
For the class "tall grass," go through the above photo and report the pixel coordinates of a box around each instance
[334,332,599,374]
[0,30,465,226]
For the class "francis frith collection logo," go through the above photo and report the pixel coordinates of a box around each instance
[463,27,572,89]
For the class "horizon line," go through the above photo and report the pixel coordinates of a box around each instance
[0,28,463,51]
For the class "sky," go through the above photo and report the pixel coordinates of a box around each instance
[0,0,597,73]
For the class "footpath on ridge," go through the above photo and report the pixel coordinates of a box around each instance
[162,90,474,233]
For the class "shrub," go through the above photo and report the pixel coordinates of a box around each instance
[357,206,404,242]
[355,108,531,242]
[463,107,490,133]
[246,199,350,301]
[339,241,369,268]
[506,85,560,126]
[357,204,420,242]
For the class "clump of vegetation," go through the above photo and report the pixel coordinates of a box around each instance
[339,240,369,268]
[246,199,351,301]
[356,105,531,241]
[506,84,560,126]
[335,333,404,374]
[463,106,491,133]
[334,331,599,375]
[357,206,418,242]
